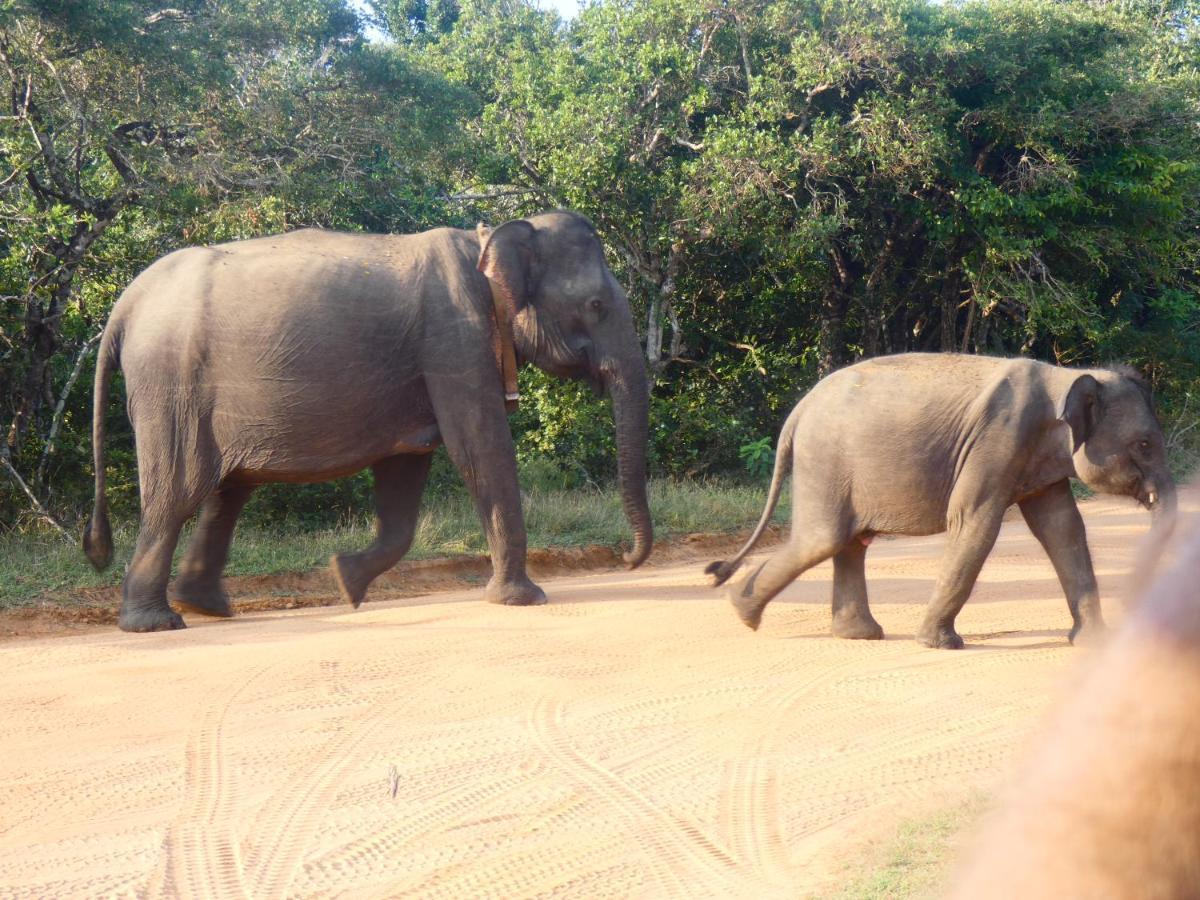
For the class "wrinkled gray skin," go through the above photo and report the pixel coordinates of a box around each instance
[84,211,652,633]
[708,353,1174,649]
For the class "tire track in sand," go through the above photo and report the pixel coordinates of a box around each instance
[145,664,276,899]
[246,659,425,900]
[530,695,752,898]
[300,760,542,894]
[719,652,908,885]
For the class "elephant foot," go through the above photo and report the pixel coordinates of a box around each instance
[331,553,371,608]
[118,605,186,633]
[1069,617,1106,647]
[171,578,234,618]
[916,623,964,650]
[832,611,884,640]
[485,575,547,607]
[728,586,768,631]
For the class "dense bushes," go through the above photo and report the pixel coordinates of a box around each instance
[1,0,1198,530]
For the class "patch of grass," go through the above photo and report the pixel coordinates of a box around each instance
[818,794,989,900]
[0,477,789,609]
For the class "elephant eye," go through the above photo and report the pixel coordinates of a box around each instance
[588,298,604,314]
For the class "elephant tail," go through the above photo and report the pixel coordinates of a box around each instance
[706,411,796,586]
[83,326,117,571]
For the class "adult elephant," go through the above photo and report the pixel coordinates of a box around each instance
[84,211,653,632]
[707,353,1174,649]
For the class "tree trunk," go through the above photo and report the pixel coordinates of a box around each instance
[818,287,849,375]
[939,268,963,352]
[960,295,977,354]
[819,245,860,375]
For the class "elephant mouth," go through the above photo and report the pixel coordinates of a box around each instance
[586,370,606,397]
[577,344,606,397]
[1135,482,1163,511]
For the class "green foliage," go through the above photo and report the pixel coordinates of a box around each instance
[739,437,775,479]
[820,792,990,900]
[0,477,790,606]
[2,0,1199,535]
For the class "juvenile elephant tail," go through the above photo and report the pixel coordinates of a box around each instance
[706,410,797,586]
[83,327,117,571]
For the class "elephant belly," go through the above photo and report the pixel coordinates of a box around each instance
[223,422,442,484]
[215,395,442,485]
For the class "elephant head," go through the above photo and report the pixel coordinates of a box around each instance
[1059,367,1176,524]
[477,211,653,567]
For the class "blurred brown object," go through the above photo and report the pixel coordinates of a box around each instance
[950,487,1200,898]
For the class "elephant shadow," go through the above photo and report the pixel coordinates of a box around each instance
[770,571,1082,650]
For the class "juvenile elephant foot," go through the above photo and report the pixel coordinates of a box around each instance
[331,553,372,608]
[1069,617,1106,647]
[171,577,234,618]
[728,586,768,631]
[484,575,547,607]
[916,623,965,650]
[832,611,884,641]
[118,605,186,633]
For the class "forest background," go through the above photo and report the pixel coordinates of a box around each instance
[2,0,1198,540]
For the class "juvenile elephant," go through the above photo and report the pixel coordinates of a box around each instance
[85,211,652,632]
[707,353,1173,649]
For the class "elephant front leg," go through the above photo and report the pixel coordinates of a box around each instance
[332,453,432,607]
[430,382,546,607]
[831,541,884,640]
[468,465,546,607]
[916,507,1005,649]
[1019,480,1104,645]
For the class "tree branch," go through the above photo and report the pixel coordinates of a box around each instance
[0,448,73,541]
[35,330,101,488]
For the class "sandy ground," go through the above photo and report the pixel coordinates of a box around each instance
[0,499,1156,899]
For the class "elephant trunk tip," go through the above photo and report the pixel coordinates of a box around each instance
[705,559,739,586]
[1150,482,1178,530]
[624,537,652,570]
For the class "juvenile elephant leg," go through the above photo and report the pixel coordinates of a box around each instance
[331,453,432,608]
[173,483,255,617]
[729,529,843,630]
[916,509,1005,649]
[831,541,884,640]
[1019,480,1104,644]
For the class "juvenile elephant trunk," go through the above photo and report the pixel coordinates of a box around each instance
[606,361,653,568]
[1151,476,1177,530]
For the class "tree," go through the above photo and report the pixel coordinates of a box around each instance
[0,0,469,528]
[428,0,1200,477]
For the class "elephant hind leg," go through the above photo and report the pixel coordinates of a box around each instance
[332,453,432,608]
[831,541,884,640]
[172,483,256,618]
[119,491,212,633]
[728,524,846,631]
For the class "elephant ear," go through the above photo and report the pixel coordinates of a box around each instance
[1058,374,1101,452]
[477,219,539,317]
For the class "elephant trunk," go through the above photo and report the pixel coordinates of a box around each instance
[605,358,653,568]
[1151,474,1177,530]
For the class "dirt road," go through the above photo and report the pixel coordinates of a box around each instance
[0,500,1155,898]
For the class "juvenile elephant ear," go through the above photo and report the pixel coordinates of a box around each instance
[477,219,539,317]
[1058,374,1101,452]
